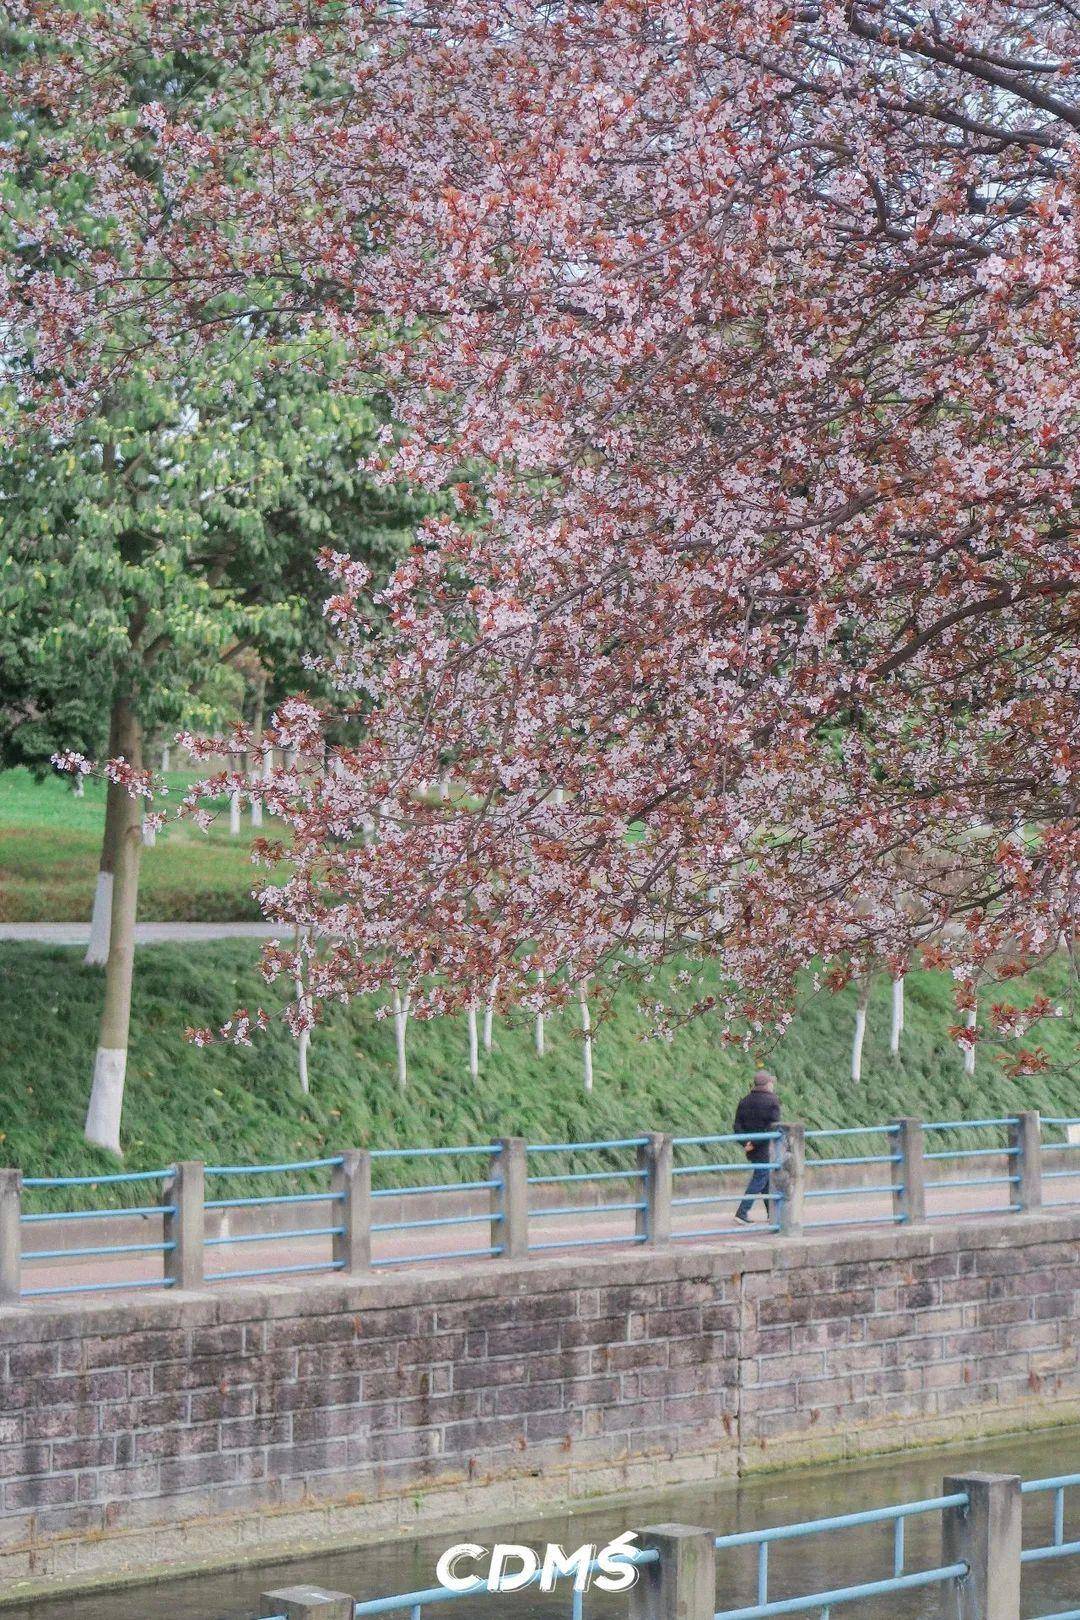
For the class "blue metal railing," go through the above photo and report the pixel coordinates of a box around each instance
[712,1488,969,1619]
[370,1143,505,1265]
[922,1118,1022,1219]
[1023,1471,1080,1620]
[19,1169,176,1297]
[253,1468,1080,1620]
[11,1108,1080,1303]
[351,1543,660,1620]
[527,1138,650,1251]
[671,1132,785,1237]
[1039,1118,1080,1211]
[802,1125,903,1232]
[204,1157,346,1282]
[1022,1471,1080,1562]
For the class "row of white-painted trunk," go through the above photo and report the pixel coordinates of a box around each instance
[389,981,591,1093]
[851,973,977,1082]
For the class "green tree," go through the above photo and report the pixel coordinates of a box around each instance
[0,338,425,1151]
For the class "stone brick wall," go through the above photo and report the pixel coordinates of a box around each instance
[1,1211,1078,1596]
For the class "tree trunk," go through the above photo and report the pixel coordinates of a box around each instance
[160,744,170,772]
[250,673,266,831]
[294,927,311,1094]
[535,969,546,1055]
[483,979,497,1052]
[467,1004,479,1081]
[580,985,593,1094]
[84,698,142,1153]
[84,700,125,966]
[393,986,410,1091]
[851,977,871,1083]
[73,774,84,798]
[963,1002,977,1076]
[890,976,905,1057]
[249,749,263,830]
[229,755,242,836]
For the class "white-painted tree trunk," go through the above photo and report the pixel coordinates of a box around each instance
[963,1003,977,1076]
[250,750,265,830]
[580,986,593,1093]
[851,979,871,1083]
[393,987,410,1090]
[85,1047,127,1155]
[229,787,242,836]
[851,1006,867,1083]
[535,969,546,1055]
[141,816,156,847]
[294,928,311,1094]
[483,980,498,1051]
[73,774,84,798]
[160,745,170,772]
[84,872,114,967]
[890,976,905,1057]
[84,696,142,1152]
[467,1004,479,1080]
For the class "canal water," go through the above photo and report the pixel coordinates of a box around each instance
[8,1425,1079,1619]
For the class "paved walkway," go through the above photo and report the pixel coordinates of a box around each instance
[0,922,279,944]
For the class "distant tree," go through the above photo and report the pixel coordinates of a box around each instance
[0,339,424,1150]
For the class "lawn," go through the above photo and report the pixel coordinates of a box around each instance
[0,767,273,922]
[0,941,1074,1185]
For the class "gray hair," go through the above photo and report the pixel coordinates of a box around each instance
[752,1069,778,1091]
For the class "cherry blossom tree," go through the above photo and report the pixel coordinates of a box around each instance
[5,1,1077,1068]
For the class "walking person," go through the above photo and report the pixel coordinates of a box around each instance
[734,1069,781,1225]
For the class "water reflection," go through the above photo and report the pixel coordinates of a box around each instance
[9,1426,1079,1620]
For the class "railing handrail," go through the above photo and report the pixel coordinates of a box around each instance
[266,1469,1080,1620]
[351,1545,661,1616]
[6,1105,1079,1304]
[712,1489,968,1549]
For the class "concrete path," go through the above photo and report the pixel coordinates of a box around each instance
[0,921,279,945]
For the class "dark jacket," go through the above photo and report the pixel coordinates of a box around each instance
[734,1089,781,1163]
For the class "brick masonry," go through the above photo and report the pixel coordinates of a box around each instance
[0,1211,1078,1597]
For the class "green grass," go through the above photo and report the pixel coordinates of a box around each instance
[0,767,275,922]
[0,942,1074,1188]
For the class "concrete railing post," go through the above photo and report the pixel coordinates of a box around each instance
[260,1588,354,1620]
[163,1160,204,1290]
[631,1524,716,1620]
[0,1169,22,1305]
[891,1117,926,1224]
[332,1149,371,1273]
[637,1132,673,1244]
[776,1122,805,1235]
[492,1136,528,1260]
[1010,1111,1042,1213]
[942,1473,1022,1620]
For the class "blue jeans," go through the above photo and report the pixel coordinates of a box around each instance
[736,1165,771,1222]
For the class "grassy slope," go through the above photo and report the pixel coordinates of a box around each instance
[0,767,273,922]
[0,942,1074,1186]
